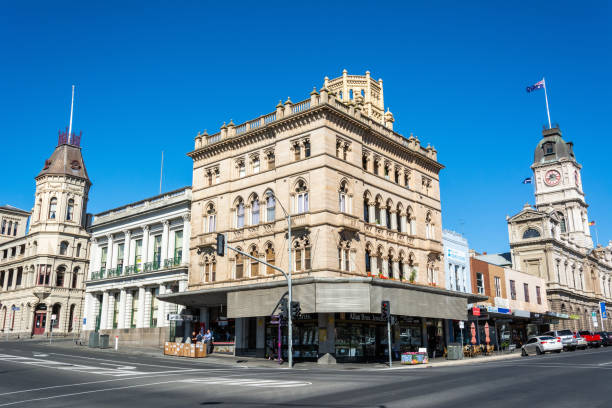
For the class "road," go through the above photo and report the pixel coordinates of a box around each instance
[0,341,611,407]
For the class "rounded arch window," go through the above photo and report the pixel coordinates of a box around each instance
[294,180,309,213]
[523,228,541,239]
[250,194,260,225]
[339,181,349,213]
[265,193,275,222]
[49,197,58,219]
[235,198,245,228]
[59,241,69,256]
[66,198,75,221]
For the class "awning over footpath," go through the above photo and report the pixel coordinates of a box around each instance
[158,277,487,321]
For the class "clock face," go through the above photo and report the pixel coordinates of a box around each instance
[544,170,561,186]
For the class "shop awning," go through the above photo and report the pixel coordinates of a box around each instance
[159,277,478,321]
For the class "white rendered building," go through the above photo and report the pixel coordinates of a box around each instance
[83,187,191,347]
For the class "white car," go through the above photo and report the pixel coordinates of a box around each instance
[521,336,562,356]
[574,335,588,350]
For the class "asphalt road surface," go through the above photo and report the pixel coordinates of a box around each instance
[0,341,611,407]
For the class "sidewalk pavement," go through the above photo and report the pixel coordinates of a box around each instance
[21,338,522,370]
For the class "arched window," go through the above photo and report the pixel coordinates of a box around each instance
[339,182,348,213]
[56,267,65,287]
[71,267,79,288]
[374,197,382,225]
[36,199,42,222]
[385,201,392,228]
[59,241,69,256]
[363,195,370,222]
[349,89,353,100]
[251,195,260,225]
[396,204,402,232]
[266,194,275,222]
[522,228,541,239]
[68,304,76,332]
[206,203,216,233]
[408,207,416,235]
[250,247,259,277]
[7,221,12,235]
[295,180,309,214]
[236,199,245,228]
[387,249,394,278]
[76,243,81,258]
[49,197,57,219]
[556,212,567,233]
[13,222,18,236]
[0,220,5,234]
[52,304,61,328]
[235,250,244,279]
[66,199,74,221]
[265,243,275,274]
[365,246,372,273]
[425,212,433,239]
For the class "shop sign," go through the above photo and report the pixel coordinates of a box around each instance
[513,310,530,318]
[472,307,480,316]
[569,314,580,320]
[600,302,607,319]
[486,306,499,313]
[168,314,195,321]
[446,248,466,263]
[348,313,388,322]
[497,308,511,315]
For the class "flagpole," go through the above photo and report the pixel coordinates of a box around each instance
[543,78,552,129]
[68,85,75,143]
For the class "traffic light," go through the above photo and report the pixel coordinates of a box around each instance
[381,300,390,320]
[279,298,288,320]
[290,301,301,319]
[216,233,225,257]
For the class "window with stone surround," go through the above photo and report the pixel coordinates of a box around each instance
[523,283,530,302]
[265,243,275,274]
[536,286,542,305]
[510,280,517,300]
[49,197,57,219]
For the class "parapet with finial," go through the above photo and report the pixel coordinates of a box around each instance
[58,127,82,147]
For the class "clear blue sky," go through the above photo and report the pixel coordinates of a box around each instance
[1,1,610,253]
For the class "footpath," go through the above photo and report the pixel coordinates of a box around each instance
[15,338,522,370]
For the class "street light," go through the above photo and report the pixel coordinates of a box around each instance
[219,191,294,368]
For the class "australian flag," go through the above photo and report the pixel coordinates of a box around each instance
[522,177,532,184]
[526,80,544,93]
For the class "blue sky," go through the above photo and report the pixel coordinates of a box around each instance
[1,1,610,253]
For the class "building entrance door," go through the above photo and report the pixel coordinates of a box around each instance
[33,312,46,335]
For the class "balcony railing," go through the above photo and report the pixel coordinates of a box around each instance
[89,257,184,281]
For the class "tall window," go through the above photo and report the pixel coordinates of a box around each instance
[150,287,159,327]
[76,243,81,258]
[523,283,530,302]
[494,276,501,297]
[339,182,348,213]
[238,161,246,178]
[215,169,220,184]
[49,197,57,219]
[293,143,301,160]
[394,168,400,183]
[365,249,371,273]
[1,220,5,234]
[207,171,213,186]
[153,236,162,267]
[206,204,216,232]
[251,197,260,225]
[425,212,433,239]
[363,197,369,222]
[250,247,259,276]
[476,273,484,294]
[112,293,119,329]
[130,291,138,328]
[116,243,124,269]
[236,199,245,228]
[209,261,216,282]
[71,267,79,288]
[13,222,17,236]
[66,199,74,221]
[509,280,517,300]
[52,304,61,328]
[557,212,567,233]
[100,247,108,271]
[265,244,275,274]
[174,231,183,262]
[385,204,391,228]
[295,181,309,214]
[536,286,542,305]
[266,195,275,222]
[60,241,69,256]
[16,268,22,287]
[267,152,275,170]
[253,157,260,174]
[235,251,244,279]
[362,155,368,170]
[134,239,142,271]
[304,140,311,157]
[338,247,350,271]
[56,267,65,287]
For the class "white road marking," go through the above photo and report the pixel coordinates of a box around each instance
[182,377,311,388]
[0,379,183,407]
[48,352,203,369]
[597,361,612,366]
[32,354,48,357]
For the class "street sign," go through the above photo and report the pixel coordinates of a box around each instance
[600,302,607,319]
[459,321,464,329]
[168,313,195,321]
[51,314,57,321]
[592,312,598,328]
[472,307,480,316]
[83,317,86,325]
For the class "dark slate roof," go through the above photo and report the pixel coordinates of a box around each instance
[533,127,575,165]
[37,143,89,182]
[0,205,30,215]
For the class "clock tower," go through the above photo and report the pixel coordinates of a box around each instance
[532,126,593,248]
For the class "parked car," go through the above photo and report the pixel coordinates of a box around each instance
[543,329,577,351]
[596,331,612,347]
[574,334,588,350]
[521,336,562,356]
[578,331,602,348]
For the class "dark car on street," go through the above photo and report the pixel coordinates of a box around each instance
[596,331,612,346]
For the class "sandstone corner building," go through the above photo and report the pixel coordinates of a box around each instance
[161,71,485,362]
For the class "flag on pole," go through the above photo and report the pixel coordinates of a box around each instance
[526,80,545,93]
[588,221,596,226]
[522,177,532,184]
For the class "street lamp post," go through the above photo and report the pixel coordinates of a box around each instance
[222,192,294,367]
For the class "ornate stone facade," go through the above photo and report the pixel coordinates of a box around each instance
[507,127,612,331]
[0,131,91,337]
[187,71,444,291]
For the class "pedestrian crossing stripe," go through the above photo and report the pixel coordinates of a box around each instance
[0,354,147,377]
[182,378,311,388]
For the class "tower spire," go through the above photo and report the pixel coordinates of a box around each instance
[68,85,75,144]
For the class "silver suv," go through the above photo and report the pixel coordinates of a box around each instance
[543,329,576,351]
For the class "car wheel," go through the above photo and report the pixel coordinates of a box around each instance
[536,347,542,355]
[521,348,528,357]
